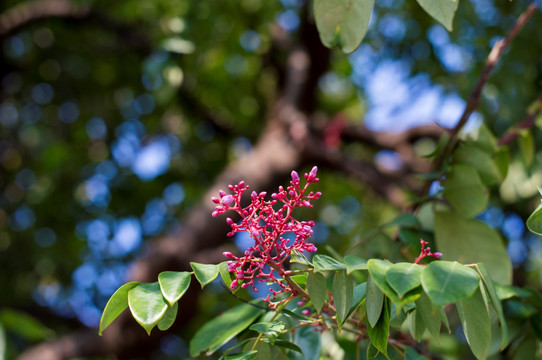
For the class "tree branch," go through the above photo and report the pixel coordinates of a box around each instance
[498,91,542,146]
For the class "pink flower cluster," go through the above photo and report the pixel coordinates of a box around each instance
[414,239,442,264]
[212,166,321,305]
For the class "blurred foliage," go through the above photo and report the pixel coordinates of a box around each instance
[1,0,542,358]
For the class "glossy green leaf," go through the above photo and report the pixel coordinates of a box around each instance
[313,254,346,272]
[190,262,219,288]
[527,202,542,235]
[440,307,451,334]
[158,271,191,307]
[366,298,390,357]
[454,143,502,186]
[307,272,326,313]
[474,263,508,349]
[290,273,307,287]
[443,163,488,218]
[99,281,139,335]
[416,0,459,31]
[519,130,534,167]
[128,282,169,335]
[493,147,509,181]
[332,270,353,328]
[457,286,491,360]
[366,275,384,328]
[386,263,423,298]
[189,302,263,357]
[290,249,313,266]
[292,325,321,360]
[435,211,512,284]
[421,261,479,306]
[415,292,441,342]
[157,302,178,331]
[314,0,375,53]
[224,350,258,360]
[344,255,367,274]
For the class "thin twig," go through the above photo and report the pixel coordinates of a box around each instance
[416,2,538,204]
[498,91,542,146]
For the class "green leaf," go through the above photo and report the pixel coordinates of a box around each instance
[274,339,303,354]
[416,0,459,31]
[384,213,420,228]
[314,0,375,53]
[414,292,441,342]
[190,262,219,288]
[250,321,285,344]
[158,271,191,307]
[292,325,321,359]
[312,254,346,272]
[366,298,390,357]
[189,302,264,357]
[454,143,502,186]
[527,202,542,235]
[224,350,258,360]
[307,272,326,313]
[421,261,479,306]
[128,282,169,335]
[348,282,367,318]
[0,309,54,341]
[386,263,423,299]
[157,302,178,331]
[344,255,368,274]
[99,281,139,335]
[219,261,239,292]
[290,249,313,266]
[434,211,512,284]
[410,309,426,342]
[367,259,421,308]
[457,286,491,360]
[474,263,508,349]
[332,270,353,328]
[519,130,534,168]
[366,275,384,328]
[443,163,488,218]
[493,147,509,181]
[290,273,307,287]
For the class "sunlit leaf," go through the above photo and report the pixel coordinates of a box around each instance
[190,262,219,288]
[416,0,459,31]
[527,202,542,235]
[314,0,375,53]
[189,302,263,357]
[386,263,423,299]
[421,261,479,306]
[158,271,191,307]
[99,282,139,335]
[128,282,169,335]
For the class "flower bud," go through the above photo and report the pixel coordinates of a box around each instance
[219,190,226,197]
[221,195,234,205]
[223,251,234,258]
[211,197,220,204]
[291,170,299,182]
[230,280,238,289]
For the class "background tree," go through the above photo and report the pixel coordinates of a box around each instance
[0,0,541,359]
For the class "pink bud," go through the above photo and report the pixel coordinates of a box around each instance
[221,195,234,205]
[230,280,238,289]
[219,190,226,197]
[259,191,266,198]
[223,251,234,258]
[251,191,258,200]
[302,309,311,315]
[433,252,443,258]
[226,217,234,225]
[211,197,220,204]
[239,181,245,187]
[291,171,299,182]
